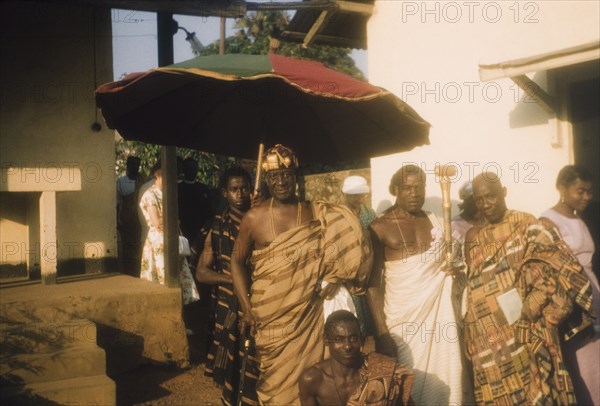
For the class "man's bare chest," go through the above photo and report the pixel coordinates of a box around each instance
[382,217,433,257]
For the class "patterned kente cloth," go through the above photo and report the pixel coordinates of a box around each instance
[203,207,259,406]
[250,202,372,405]
[347,352,414,406]
[464,210,594,405]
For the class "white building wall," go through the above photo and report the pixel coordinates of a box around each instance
[368,1,600,217]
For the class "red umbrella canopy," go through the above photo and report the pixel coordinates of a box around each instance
[96,53,430,163]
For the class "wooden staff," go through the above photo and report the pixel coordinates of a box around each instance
[435,163,457,263]
[253,143,265,196]
[236,336,251,406]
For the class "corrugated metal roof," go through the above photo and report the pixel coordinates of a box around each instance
[280,0,373,49]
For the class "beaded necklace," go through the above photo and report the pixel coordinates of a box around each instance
[269,198,301,240]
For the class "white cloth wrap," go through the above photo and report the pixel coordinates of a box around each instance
[384,212,471,405]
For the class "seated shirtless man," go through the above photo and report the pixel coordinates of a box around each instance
[299,310,413,405]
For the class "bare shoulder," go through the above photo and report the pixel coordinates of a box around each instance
[299,363,326,404]
[242,200,269,225]
[299,363,325,385]
[370,212,392,232]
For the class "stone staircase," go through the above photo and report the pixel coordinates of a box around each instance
[0,319,115,405]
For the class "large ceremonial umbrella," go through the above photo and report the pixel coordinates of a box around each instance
[96,53,430,163]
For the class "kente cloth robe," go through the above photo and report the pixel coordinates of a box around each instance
[250,202,372,405]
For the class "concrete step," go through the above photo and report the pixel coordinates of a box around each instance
[1,344,107,384]
[0,275,190,368]
[1,319,97,355]
[1,374,116,406]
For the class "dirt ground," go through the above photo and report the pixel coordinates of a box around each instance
[111,304,376,406]
[113,301,224,406]
[115,363,222,405]
[115,365,220,405]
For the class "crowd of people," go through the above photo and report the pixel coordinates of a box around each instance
[116,145,597,406]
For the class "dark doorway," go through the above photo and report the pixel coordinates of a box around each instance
[570,76,600,280]
[570,77,600,198]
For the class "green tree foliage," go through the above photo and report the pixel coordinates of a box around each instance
[115,140,235,186]
[199,11,365,80]
[116,10,366,180]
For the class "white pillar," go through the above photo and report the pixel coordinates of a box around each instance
[39,191,57,285]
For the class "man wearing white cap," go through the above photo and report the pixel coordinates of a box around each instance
[342,175,376,228]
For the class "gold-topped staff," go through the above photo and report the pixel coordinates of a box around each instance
[253,143,265,197]
[435,163,457,264]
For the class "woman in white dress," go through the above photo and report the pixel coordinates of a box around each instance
[139,161,199,306]
[540,165,598,406]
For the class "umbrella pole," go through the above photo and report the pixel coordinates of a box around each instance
[253,143,265,196]
[435,164,457,263]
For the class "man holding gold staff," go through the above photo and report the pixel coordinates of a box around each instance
[367,164,473,405]
[231,144,372,405]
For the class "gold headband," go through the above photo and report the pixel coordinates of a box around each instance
[261,144,298,172]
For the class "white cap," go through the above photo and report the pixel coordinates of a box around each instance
[342,176,370,195]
